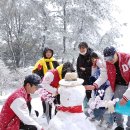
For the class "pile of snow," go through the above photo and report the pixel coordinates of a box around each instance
[48,72,96,130]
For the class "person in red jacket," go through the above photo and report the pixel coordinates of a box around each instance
[0,74,44,130]
[32,47,59,123]
[85,46,130,130]
[37,62,75,122]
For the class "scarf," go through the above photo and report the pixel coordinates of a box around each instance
[56,105,83,113]
[56,64,63,80]
[33,57,56,74]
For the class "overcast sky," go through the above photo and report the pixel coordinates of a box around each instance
[114,0,130,53]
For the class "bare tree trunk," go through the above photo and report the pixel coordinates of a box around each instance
[42,26,47,48]
[14,12,22,68]
[63,2,67,53]
[6,22,17,69]
[22,48,25,67]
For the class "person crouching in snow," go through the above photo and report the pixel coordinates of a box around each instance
[87,51,114,128]
[0,74,44,130]
[85,46,130,130]
[37,61,75,123]
[47,72,96,130]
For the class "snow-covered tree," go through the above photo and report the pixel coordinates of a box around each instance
[0,0,125,68]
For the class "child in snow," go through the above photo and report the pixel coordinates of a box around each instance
[85,46,130,130]
[87,51,114,128]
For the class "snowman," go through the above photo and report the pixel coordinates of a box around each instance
[47,72,96,130]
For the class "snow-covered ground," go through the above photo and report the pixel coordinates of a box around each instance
[0,91,127,130]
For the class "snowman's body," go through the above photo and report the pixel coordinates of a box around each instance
[47,77,96,130]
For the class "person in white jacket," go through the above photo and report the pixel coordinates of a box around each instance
[85,46,130,130]
[0,74,44,130]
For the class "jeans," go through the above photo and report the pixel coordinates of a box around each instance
[93,108,114,125]
[93,108,105,121]
[103,111,114,126]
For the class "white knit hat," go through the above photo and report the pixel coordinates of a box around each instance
[59,72,84,87]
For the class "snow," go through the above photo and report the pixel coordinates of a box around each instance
[0,65,128,130]
[47,80,97,130]
[0,0,130,129]
[0,90,128,130]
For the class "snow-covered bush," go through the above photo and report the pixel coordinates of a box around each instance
[0,59,33,95]
[0,59,11,91]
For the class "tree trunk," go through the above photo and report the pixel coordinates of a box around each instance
[63,2,67,53]
[6,23,17,69]
[42,26,47,48]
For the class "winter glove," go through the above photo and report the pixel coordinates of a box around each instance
[107,102,115,113]
[105,98,119,113]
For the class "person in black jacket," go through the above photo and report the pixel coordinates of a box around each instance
[76,42,93,110]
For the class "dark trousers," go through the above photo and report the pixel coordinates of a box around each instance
[53,94,60,114]
[42,100,52,122]
[20,122,37,130]
[86,90,92,101]
[83,80,92,101]
[42,94,60,122]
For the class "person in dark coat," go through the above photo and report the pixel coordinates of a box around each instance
[76,42,93,109]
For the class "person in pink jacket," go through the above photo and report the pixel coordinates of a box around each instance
[85,46,130,130]
[0,74,44,130]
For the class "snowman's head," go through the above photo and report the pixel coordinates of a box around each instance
[58,72,85,107]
